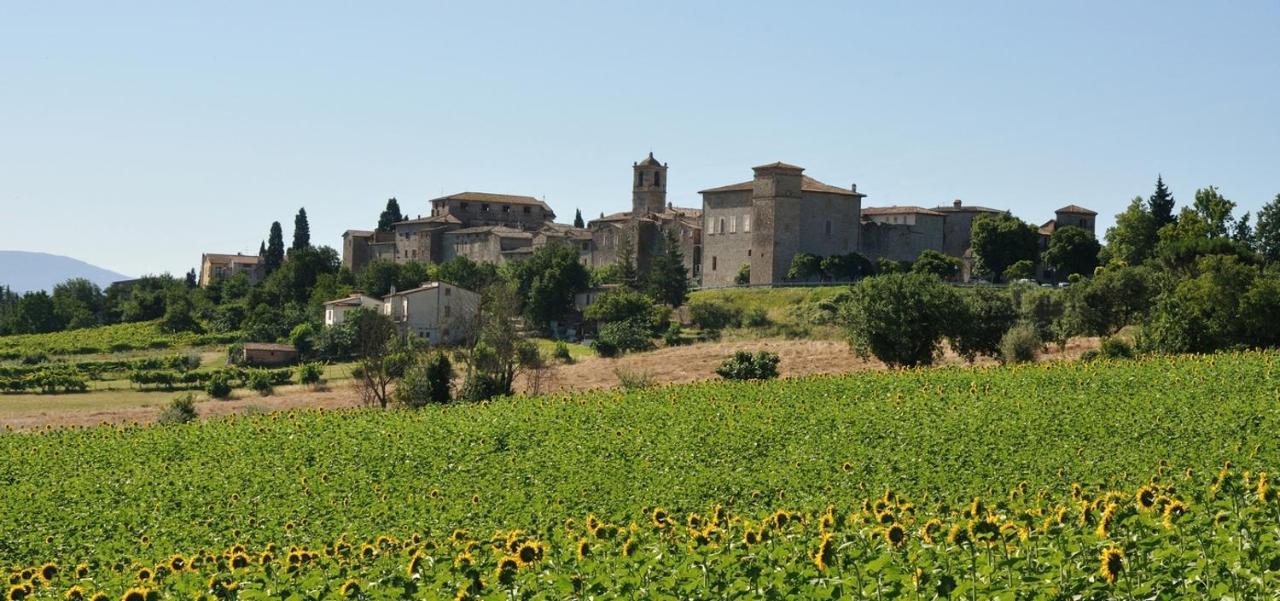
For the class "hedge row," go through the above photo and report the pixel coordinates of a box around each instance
[0,370,89,394]
[0,354,199,380]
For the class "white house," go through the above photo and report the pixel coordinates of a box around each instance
[381,281,480,345]
[322,293,383,327]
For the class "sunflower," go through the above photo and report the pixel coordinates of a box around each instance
[1213,511,1230,527]
[63,586,85,601]
[1258,472,1275,504]
[969,519,1000,545]
[621,536,638,558]
[650,508,670,529]
[494,556,519,585]
[515,542,540,566]
[1099,546,1124,585]
[39,564,57,582]
[1162,500,1187,529]
[575,539,590,561]
[258,552,273,565]
[6,586,25,601]
[884,524,907,548]
[135,568,151,583]
[946,522,970,546]
[1095,503,1117,539]
[167,555,185,572]
[74,565,88,579]
[920,519,942,545]
[88,594,107,601]
[339,579,360,598]
[453,551,474,570]
[812,532,835,572]
[1135,486,1157,511]
[840,462,852,473]
[742,527,762,546]
[359,544,376,560]
[229,553,250,570]
[449,529,470,544]
[119,588,148,601]
[406,552,425,578]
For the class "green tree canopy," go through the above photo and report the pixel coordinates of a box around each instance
[970,213,1039,282]
[377,198,403,232]
[911,250,962,280]
[1042,226,1102,280]
[1254,194,1280,262]
[573,209,584,229]
[509,241,591,329]
[292,207,311,251]
[838,273,963,367]
[787,252,822,281]
[265,221,285,273]
[1191,186,1236,239]
[1105,196,1158,266]
[1149,175,1176,228]
[51,278,105,330]
[643,230,690,307]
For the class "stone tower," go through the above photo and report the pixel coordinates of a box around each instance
[632,152,668,216]
[749,162,805,285]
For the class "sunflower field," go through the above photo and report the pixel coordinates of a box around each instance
[2,351,1279,599]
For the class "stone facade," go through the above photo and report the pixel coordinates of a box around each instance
[700,163,864,287]
[859,207,946,263]
[585,153,702,277]
[199,253,265,287]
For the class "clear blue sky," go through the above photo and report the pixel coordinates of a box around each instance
[2,1,1277,278]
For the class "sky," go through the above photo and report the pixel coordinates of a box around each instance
[1,1,1278,278]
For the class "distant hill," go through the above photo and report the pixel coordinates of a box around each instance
[0,251,132,293]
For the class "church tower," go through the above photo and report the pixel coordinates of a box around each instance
[632,152,668,216]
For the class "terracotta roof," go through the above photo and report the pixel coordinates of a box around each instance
[539,223,593,239]
[699,175,861,197]
[243,342,297,353]
[862,206,945,217]
[589,211,633,223]
[323,293,381,307]
[753,161,805,171]
[343,229,374,237]
[636,152,663,167]
[932,202,1003,213]
[399,213,462,225]
[1038,220,1057,236]
[429,191,553,214]
[1056,204,1098,216]
[202,253,262,265]
[447,225,533,239]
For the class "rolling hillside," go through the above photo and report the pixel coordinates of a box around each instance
[0,250,131,292]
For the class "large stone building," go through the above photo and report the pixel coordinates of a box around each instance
[338,153,1095,289]
[700,162,865,287]
[198,253,265,287]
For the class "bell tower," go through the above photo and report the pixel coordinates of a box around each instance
[632,152,668,216]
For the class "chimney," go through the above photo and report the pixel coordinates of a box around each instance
[850,183,857,193]
[953,199,962,208]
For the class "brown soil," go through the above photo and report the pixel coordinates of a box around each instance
[1,337,1098,430]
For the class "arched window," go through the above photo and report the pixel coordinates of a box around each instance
[637,172,645,187]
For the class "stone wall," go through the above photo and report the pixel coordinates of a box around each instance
[700,190,754,288]
[859,214,945,263]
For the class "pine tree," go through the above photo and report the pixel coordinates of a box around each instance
[644,229,690,307]
[292,207,311,250]
[184,269,197,288]
[377,198,404,232]
[258,241,266,258]
[1148,175,1176,228]
[265,222,285,273]
[573,209,584,229]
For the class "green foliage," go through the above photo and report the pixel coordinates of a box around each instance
[1138,254,1277,354]
[821,252,874,281]
[583,289,662,332]
[1099,336,1135,359]
[687,299,740,332]
[998,322,1041,364]
[643,230,689,307]
[552,340,573,363]
[265,221,285,274]
[911,249,962,279]
[1042,226,1101,280]
[155,393,198,425]
[297,362,324,387]
[714,350,780,380]
[509,242,591,330]
[787,252,822,281]
[204,372,233,399]
[875,257,911,274]
[1191,185,1236,238]
[291,207,311,251]
[1254,194,1280,262]
[740,306,769,328]
[661,321,686,347]
[355,259,403,297]
[395,352,452,408]
[573,208,584,229]
[5,352,1280,598]
[734,262,751,285]
[1013,286,1065,346]
[592,320,654,357]
[0,321,237,359]
[971,212,1039,282]
[1059,265,1158,336]
[1148,174,1176,228]
[1106,196,1159,266]
[1002,259,1037,281]
[376,197,403,232]
[289,322,316,357]
[246,369,274,396]
[840,273,962,367]
[159,288,200,333]
[950,287,1018,362]
[612,366,653,390]
[50,278,105,330]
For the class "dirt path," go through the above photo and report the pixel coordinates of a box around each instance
[1,337,1098,430]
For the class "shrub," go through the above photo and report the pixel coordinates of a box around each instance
[205,373,233,399]
[395,353,452,408]
[1099,337,1134,359]
[715,351,780,381]
[156,394,198,425]
[999,322,1041,364]
[950,288,1018,362]
[593,320,654,357]
[734,263,751,286]
[297,362,324,387]
[614,367,654,390]
[662,321,687,347]
[840,273,963,367]
[688,300,740,332]
[458,372,505,402]
[289,323,317,358]
[740,307,770,328]
[20,353,48,365]
[552,341,573,364]
[246,369,274,396]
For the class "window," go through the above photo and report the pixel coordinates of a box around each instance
[730,216,737,234]
[747,249,752,257]
[718,218,725,234]
[523,206,531,214]
[444,287,451,296]
[444,305,451,317]
[744,215,751,233]
[712,256,718,271]
[654,171,661,187]
[481,204,490,212]
[825,220,832,236]
[637,172,645,186]
[502,205,510,213]
[461,202,469,211]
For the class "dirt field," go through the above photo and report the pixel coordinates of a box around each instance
[0,337,1098,430]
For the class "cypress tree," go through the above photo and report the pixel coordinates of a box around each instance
[1148,175,1176,228]
[377,198,404,232]
[573,209,584,229]
[259,241,266,257]
[292,207,311,250]
[265,222,285,273]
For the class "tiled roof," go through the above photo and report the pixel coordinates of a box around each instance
[447,225,533,239]
[862,206,945,217]
[398,213,462,225]
[636,152,663,167]
[932,203,1003,213]
[1056,204,1098,216]
[343,230,374,237]
[203,253,262,265]
[323,294,380,307]
[753,161,805,171]
[699,175,861,197]
[429,191,553,214]
[244,342,297,352]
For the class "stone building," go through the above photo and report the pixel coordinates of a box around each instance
[859,206,947,263]
[586,153,702,277]
[198,253,265,287]
[700,162,864,287]
[931,199,1006,258]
